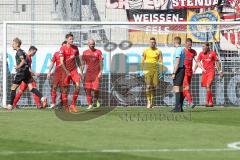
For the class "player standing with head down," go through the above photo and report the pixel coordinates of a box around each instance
[60,33,83,112]
[47,41,67,109]
[82,39,103,109]
[13,46,41,108]
[194,42,223,107]
[6,38,47,110]
[172,36,185,112]
[141,37,163,108]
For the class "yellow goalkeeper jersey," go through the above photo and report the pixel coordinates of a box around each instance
[142,47,162,70]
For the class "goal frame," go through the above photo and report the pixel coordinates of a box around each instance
[2,21,240,107]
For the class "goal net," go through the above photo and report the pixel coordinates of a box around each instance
[1,21,240,108]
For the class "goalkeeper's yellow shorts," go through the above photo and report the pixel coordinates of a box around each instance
[144,69,159,87]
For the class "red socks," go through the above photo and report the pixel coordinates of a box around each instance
[71,89,79,106]
[86,89,92,105]
[62,93,68,108]
[206,91,213,105]
[13,91,22,107]
[51,89,57,104]
[183,90,192,104]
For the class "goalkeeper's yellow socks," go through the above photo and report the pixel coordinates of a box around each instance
[146,90,151,102]
[150,90,154,106]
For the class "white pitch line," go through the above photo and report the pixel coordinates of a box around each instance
[0,148,239,155]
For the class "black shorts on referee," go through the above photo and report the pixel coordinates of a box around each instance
[173,66,185,86]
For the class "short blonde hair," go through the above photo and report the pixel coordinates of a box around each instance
[13,37,22,47]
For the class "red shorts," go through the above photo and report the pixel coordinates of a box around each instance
[85,77,100,90]
[19,78,37,91]
[183,73,192,87]
[64,69,81,86]
[202,71,215,87]
[52,70,67,87]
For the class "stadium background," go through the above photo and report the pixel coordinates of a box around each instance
[0,0,239,107]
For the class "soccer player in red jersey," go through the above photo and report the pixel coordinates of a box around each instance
[60,33,83,112]
[13,46,41,108]
[183,38,202,109]
[47,41,67,109]
[194,42,223,107]
[82,39,103,109]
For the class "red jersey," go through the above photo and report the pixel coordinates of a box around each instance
[197,50,219,72]
[82,49,103,75]
[184,48,197,71]
[60,44,79,71]
[52,51,62,72]
[26,55,32,67]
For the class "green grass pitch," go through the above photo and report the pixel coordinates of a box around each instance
[0,107,240,160]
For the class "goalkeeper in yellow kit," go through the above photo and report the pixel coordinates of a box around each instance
[141,37,163,108]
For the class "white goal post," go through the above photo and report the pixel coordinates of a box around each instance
[2,21,240,107]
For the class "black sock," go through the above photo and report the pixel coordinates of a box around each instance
[180,92,184,112]
[175,92,181,111]
[30,88,42,99]
[10,90,16,105]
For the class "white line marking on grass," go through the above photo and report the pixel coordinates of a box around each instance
[228,142,240,150]
[0,148,239,155]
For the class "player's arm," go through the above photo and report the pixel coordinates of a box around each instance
[97,51,104,78]
[193,57,205,73]
[60,55,70,76]
[215,59,223,77]
[29,67,39,77]
[172,57,180,79]
[47,61,54,78]
[141,52,146,70]
[76,55,83,76]
[158,51,163,73]
[15,56,25,70]
[98,60,103,78]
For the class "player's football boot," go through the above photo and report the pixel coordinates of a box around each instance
[48,104,55,109]
[146,101,151,109]
[87,104,93,110]
[95,101,100,108]
[69,105,78,113]
[189,103,196,109]
[41,97,48,108]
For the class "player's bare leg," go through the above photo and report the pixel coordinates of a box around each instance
[50,84,58,109]
[70,83,80,113]
[150,86,155,108]
[146,84,152,109]
[86,88,93,109]
[183,85,195,109]
[61,86,69,112]
[206,84,213,107]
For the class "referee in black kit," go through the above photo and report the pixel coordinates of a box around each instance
[171,37,185,112]
[6,37,47,110]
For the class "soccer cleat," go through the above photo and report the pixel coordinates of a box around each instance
[146,101,151,109]
[69,105,78,113]
[87,105,93,110]
[95,101,100,108]
[48,104,55,109]
[64,106,70,112]
[41,97,48,108]
[208,103,214,107]
[183,99,188,109]
[189,103,196,109]
[3,104,12,111]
